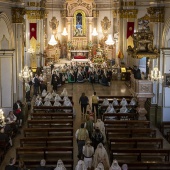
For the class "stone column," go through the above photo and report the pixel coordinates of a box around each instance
[88,17,93,42]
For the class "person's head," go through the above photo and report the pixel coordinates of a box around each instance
[18,159,25,168]
[122,164,128,170]
[0,128,4,133]
[9,157,16,165]
[57,159,64,167]
[86,139,91,146]
[98,143,103,149]
[40,159,46,166]
[8,111,13,116]
[80,123,84,128]
[82,92,85,96]
[94,92,96,95]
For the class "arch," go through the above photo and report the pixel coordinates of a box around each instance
[162,17,170,48]
[0,12,14,49]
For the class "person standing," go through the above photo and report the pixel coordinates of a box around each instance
[33,74,40,96]
[79,92,89,115]
[92,92,99,118]
[75,123,89,159]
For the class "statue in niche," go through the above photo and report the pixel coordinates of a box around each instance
[49,17,59,35]
[74,13,83,36]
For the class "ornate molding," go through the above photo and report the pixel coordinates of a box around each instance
[119,9,138,19]
[11,7,25,23]
[60,10,67,18]
[27,0,46,8]
[122,1,136,6]
[101,16,111,38]
[26,10,47,19]
[92,10,99,18]
[147,7,164,22]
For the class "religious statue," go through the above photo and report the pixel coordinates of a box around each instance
[49,16,59,35]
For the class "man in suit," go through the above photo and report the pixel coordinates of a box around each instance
[36,159,51,170]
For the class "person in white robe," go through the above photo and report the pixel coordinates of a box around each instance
[112,98,119,106]
[54,159,66,170]
[122,164,128,170]
[52,91,57,97]
[95,119,106,143]
[44,92,53,101]
[55,94,62,101]
[35,97,43,106]
[82,139,94,169]
[75,160,87,170]
[101,98,109,106]
[43,98,52,106]
[61,88,68,97]
[129,97,137,106]
[105,104,116,113]
[93,143,110,169]
[53,100,62,106]
[120,98,128,106]
[63,98,72,112]
[119,105,128,113]
[41,89,47,97]
[109,159,121,170]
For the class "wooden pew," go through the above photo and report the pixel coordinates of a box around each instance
[102,113,138,121]
[33,106,73,112]
[27,119,73,128]
[30,112,73,119]
[106,128,157,139]
[109,138,163,150]
[118,161,170,170]
[16,146,73,161]
[110,148,170,163]
[20,136,73,147]
[16,159,73,170]
[23,127,73,137]
[104,120,150,128]
[41,96,73,102]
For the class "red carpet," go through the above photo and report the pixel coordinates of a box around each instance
[74,56,86,59]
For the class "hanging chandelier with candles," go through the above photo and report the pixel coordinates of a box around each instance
[92,28,98,36]
[62,27,68,36]
[150,66,163,83]
[19,66,33,82]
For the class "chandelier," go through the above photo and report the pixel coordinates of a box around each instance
[48,34,57,46]
[62,27,68,36]
[92,28,98,36]
[150,66,163,83]
[19,66,33,82]
[105,34,115,45]
[0,109,5,127]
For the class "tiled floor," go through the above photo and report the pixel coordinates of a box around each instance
[1,76,170,169]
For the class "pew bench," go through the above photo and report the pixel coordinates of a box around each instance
[106,128,157,139]
[104,120,150,128]
[20,136,73,147]
[109,138,163,150]
[33,106,73,112]
[30,112,73,119]
[16,147,73,160]
[102,113,138,121]
[27,119,73,128]
[110,148,170,163]
[160,121,170,139]
[23,127,73,137]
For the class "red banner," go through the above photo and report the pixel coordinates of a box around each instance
[30,23,37,40]
[127,22,134,39]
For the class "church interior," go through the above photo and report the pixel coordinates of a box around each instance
[1,0,170,169]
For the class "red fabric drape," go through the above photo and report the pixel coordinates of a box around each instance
[30,23,37,40]
[127,22,134,39]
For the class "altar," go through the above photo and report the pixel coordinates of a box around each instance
[71,58,91,63]
[70,50,89,58]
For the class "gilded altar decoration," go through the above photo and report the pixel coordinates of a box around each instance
[147,7,164,22]
[12,7,25,23]
[49,17,59,35]
[127,29,159,59]
[101,17,111,38]
[26,10,46,19]
[119,9,138,19]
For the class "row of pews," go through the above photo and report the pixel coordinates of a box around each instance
[16,102,74,170]
[102,95,170,170]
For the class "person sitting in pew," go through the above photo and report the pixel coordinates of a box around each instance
[77,69,85,83]
[54,159,66,170]
[122,164,128,170]
[120,98,128,106]
[112,98,119,106]
[101,98,109,106]
[109,159,121,170]
[63,96,71,102]
[44,98,52,106]
[95,162,104,170]
[36,159,51,170]
[129,97,137,106]
[44,92,53,101]
[53,100,62,107]
[105,104,116,113]
[54,94,62,101]
[119,105,128,113]
[35,97,43,106]
[61,88,68,97]
[52,90,57,98]
[42,89,47,97]
[63,98,72,112]
[95,119,106,143]
[18,159,27,170]
[75,160,87,170]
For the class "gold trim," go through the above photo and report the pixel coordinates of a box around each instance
[119,9,138,19]
[122,1,136,6]
[147,7,164,22]
[26,10,46,19]
[12,7,25,23]
[138,14,150,22]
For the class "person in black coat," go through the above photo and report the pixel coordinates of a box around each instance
[79,92,89,114]
[36,159,51,170]
[33,74,40,96]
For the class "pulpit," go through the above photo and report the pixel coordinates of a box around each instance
[130,75,154,120]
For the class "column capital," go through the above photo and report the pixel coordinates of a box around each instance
[26,10,47,20]
[118,9,138,19]
[12,7,25,23]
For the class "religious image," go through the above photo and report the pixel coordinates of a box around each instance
[74,13,83,36]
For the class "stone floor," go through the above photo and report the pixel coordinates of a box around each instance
[0,60,170,169]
